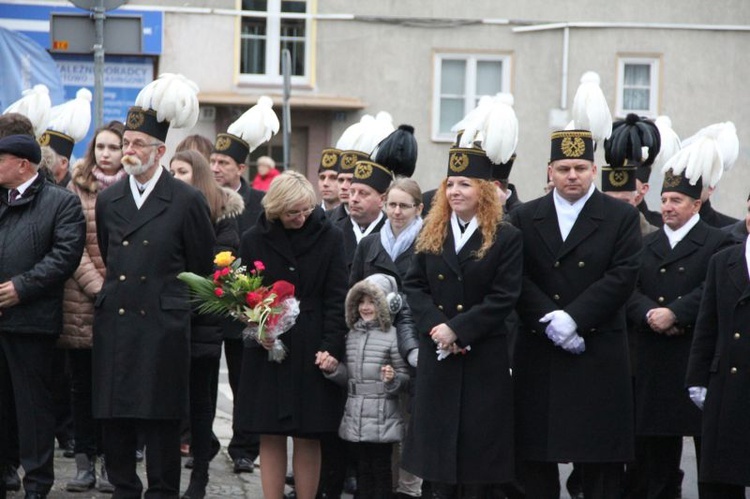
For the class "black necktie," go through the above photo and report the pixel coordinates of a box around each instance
[137,185,145,194]
[459,221,468,234]
[8,188,19,203]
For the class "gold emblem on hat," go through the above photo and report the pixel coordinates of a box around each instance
[609,170,628,188]
[215,135,232,151]
[355,162,373,179]
[663,169,682,188]
[38,132,51,146]
[561,137,586,158]
[321,151,338,169]
[127,110,145,130]
[340,153,357,171]
[449,152,469,173]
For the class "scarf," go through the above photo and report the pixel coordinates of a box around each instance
[92,166,127,191]
[380,217,423,262]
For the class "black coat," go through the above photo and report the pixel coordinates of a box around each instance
[509,189,642,462]
[402,222,522,484]
[327,203,348,225]
[236,177,264,238]
[686,244,750,486]
[349,231,420,361]
[0,176,85,336]
[699,199,738,229]
[722,219,747,244]
[236,207,349,435]
[638,199,663,228]
[627,221,731,435]
[93,171,216,419]
[335,214,386,269]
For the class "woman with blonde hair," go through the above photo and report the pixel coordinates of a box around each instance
[236,171,349,499]
[401,146,523,498]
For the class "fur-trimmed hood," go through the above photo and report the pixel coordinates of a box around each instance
[218,187,245,222]
[345,273,401,330]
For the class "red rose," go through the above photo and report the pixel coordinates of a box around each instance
[212,270,222,282]
[270,280,295,305]
[246,291,264,308]
[214,288,224,297]
[220,267,231,276]
[254,260,265,272]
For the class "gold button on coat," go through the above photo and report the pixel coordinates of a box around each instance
[438,274,444,280]
[731,367,738,374]
[456,304,464,312]
[553,294,560,300]
[657,296,665,303]
[438,305,444,311]
[143,240,149,246]
[119,275,126,281]
[660,268,666,274]
[554,261,560,268]
[122,240,129,246]
[118,308,125,315]
[734,332,741,339]
[578,261,585,268]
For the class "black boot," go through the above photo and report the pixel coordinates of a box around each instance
[182,461,208,499]
[66,454,96,491]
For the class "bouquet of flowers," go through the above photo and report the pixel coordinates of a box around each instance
[178,251,300,362]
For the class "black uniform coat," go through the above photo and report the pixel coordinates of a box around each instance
[401,222,523,484]
[236,207,349,435]
[699,199,738,229]
[335,214,386,269]
[627,221,731,435]
[686,243,750,486]
[93,171,215,419]
[327,203,348,225]
[508,189,642,462]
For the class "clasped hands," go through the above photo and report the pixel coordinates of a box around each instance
[646,308,682,335]
[315,351,339,373]
[540,310,585,354]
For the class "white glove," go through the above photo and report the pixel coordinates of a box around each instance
[407,349,419,368]
[540,310,578,346]
[563,333,586,354]
[688,386,707,410]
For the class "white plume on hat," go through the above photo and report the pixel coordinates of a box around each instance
[451,94,494,141]
[227,96,280,153]
[653,115,682,172]
[682,121,739,172]
[353,111,395,156]
[134,73,200,129]
[452,93,518,165]
[47,88,92,142]
[336,114,373,151]
[571,71,612,143]
[3,84,51,138]
[665,121,738,188]
[335,112,394,156]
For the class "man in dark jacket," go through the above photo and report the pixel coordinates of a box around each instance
[94,97,215,497]
[627,168,732,497]
[510,130,642,499]
[209,129,264,473]
[0,134,86,499]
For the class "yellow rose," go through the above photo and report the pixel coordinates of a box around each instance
[213,251,236,268]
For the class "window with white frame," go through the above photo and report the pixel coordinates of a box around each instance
[616,57,660,117]
[432,53,511,141]
[239,0,310,84]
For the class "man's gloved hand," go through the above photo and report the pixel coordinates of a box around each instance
[688,386,707,410]
[540,310,577,345]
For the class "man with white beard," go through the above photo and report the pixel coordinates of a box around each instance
[93,75,215,498]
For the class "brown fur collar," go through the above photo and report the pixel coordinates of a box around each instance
[217,187,245,222]
[71,159,99,194]
[345,279,394,331]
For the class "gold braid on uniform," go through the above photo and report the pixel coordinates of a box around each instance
[415,178,503,259]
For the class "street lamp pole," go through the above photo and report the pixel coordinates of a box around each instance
[93,0,105,129]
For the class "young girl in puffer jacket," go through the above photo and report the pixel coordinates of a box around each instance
[321,273,411,499]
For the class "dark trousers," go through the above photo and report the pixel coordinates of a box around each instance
[189,356,219,465]
[631,435,687,499]
[224,338,260,461]
[51,348,74,447]
[318,432,349,498]
[102,418,181,499]
[69,348,101,456]
[0,334,56,494]
[518,460,624,499]
[351,442,392,498]
[699,481,746,499]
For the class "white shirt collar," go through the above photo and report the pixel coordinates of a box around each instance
[129,165,163,209]
[663,213,701,249]
[14,173,39,196]
[450,211,479,254]
[552,183,596,241]
[351,211,384,243]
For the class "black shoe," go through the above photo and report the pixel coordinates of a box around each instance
[24,492,47,499]
[233,457,254,473]
[185,457,194,469]
[3,466,20,492]
[61,439,76,458]
[181,468,208,499]
[285,472,295,486]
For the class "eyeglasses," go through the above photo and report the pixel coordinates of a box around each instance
[282,206,315,219]
[122,139,160,151]
[386,202,417,211]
